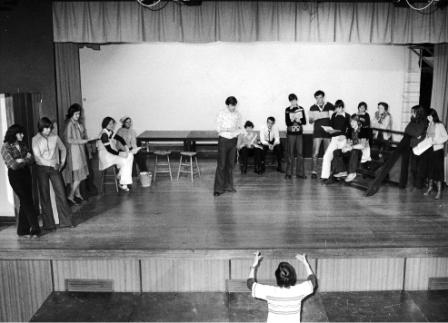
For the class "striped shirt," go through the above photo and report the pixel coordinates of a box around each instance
[252,281,314,323]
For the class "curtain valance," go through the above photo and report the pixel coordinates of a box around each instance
[53,1,448,44]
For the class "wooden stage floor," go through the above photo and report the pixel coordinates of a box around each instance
[0,161,447,258]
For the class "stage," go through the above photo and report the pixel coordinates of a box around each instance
[1,160,448,321]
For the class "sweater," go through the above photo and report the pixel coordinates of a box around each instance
[285,106,306,135]
[309,102,334,138]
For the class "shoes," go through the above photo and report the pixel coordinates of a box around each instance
[334,172,347,178]
[311,173,318,179]
[59,223,76,229]
[345,173,357,182]
[213,192,222,196]
[67,197,79,206]
[225,187,237,193]
[296,175,307,179]
[119,185,129,192]
[285,175,292,179]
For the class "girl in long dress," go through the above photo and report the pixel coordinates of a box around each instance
[97,117,134,191]
[63,104,90,205]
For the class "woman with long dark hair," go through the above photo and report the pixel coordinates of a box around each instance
[423,109,448,199]
[1,124,40,237]
[62,103,90,205]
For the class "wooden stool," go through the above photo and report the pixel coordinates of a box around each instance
[153,150,173,182]
[177,151,201,182]
[102,165,119,193]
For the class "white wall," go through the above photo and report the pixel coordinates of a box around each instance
[80,43,408,137]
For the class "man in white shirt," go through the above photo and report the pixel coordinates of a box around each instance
[260,116,283,173]
[213,96,244,196]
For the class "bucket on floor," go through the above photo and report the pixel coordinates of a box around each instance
[139,171,152,187]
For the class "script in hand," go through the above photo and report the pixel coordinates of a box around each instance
[321,126,341,134]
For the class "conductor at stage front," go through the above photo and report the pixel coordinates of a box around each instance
[214,96,243,196]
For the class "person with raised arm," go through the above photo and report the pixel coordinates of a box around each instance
[247,251,317,323]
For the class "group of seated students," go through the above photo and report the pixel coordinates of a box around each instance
[236,90,448,199]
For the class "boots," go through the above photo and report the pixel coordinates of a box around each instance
[424,179,433,196]
[435,181,442,200]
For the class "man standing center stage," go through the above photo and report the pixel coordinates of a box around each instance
[309,90,334,179]
[213,96,244,196]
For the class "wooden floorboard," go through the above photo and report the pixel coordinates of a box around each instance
[0,160,447,258]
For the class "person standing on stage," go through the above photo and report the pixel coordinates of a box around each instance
[285,93,307,179]
[1,124,41,237]
[32,117,74,230]
[62,103,90,206]
[214,96,243,196]
[309,90,334,179]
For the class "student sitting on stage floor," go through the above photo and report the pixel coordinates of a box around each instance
[332,114,370,183]
[320,100,350,183]
[32,118,75,230]
[97,117,134,192]
[260,116,283,173]
[423,109,448,200]
[247,251,317,323]
[116,116,147,177]
[237,121,262,174]
[309,90,334,179]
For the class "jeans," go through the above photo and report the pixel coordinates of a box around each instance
[321,136,347,179]
[311,137,330,174]
[8,167,40,235]
[36,165,73,228]
[214,137,237,193]
[239,147,262,171]
[286,134,304,176]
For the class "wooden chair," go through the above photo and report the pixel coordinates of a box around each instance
[101,165,119,193]
[177,151,201,182]
[153,150,173,182]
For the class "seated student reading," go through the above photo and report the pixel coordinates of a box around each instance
[332,114,370,182]
[260,117,283,173]
[237,121,262,174]
[320,100,350,183]
[97,117,134,191]
[247,251,317,323]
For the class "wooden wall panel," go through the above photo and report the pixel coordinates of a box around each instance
[0,260,52,322]
[141,258,229,292]
[405,257,448,290]
[230,258,317,281]
[52,259,140,292]
[317,258,404,292]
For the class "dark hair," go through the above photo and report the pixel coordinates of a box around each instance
[378,102,389,112]
[244,120,254,128]
[358,101,367,110]
[334,100,345,109]
[411,105,426,122]
[314,90,325,98]
[288,93,298,101]
[101,116,115,129]
[275,262,297,288]
[427,108,441,123]
[267,116,276,123]
[350,113,362,127]
[225,96,238,106]
[3,124,25,144]
[37,117,53,133]
[66,103,82,120]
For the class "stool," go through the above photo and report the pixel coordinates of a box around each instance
[153,150,173,182]
[101,165,119,193]
[177,151,201,182]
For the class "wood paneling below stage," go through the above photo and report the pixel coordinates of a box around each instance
[52,259,140,292]
[0,260,52,322]
[405,257,448,290]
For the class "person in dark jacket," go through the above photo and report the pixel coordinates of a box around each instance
[285,93,307,179]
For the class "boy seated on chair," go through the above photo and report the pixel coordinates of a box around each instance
[237,121,263,174]
[260,117,283,173]
[332,114,370,182]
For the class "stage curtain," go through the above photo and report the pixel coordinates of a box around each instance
[430,44,448,183]
[54,43,82,130]
[53,1,448,44]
